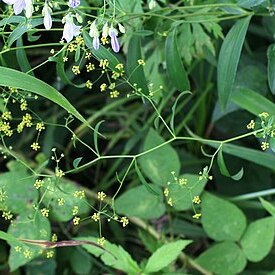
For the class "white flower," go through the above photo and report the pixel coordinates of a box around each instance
[149,0,157,10]
[68,0,80,8]
[3,0,26,15]
[42,2,52,30]
[62,15,81,42]
[108,25,120,53]
[25,0,33,18]
[89,21,100,50]
[102,22,109,38]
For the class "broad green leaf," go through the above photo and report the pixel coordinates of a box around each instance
[267,44,275,95]
[217,149,244,180]
[42,178,90,222]
[232,87,275,116]
[135,161,161,196]
[0,231,22,246]
[237,0,266,8]
[26,259,56,275]
[115,185,165,219]
[0,168,38,214]
[127,35,148,94]
[165,28,190,92]
[169,174,207,211]
[0,67,92,129]
[196,241,247,274]
[70,249,92,274]
[77,237,141,274]
[201,192,247,241]
[8,212,51,271]
[260,197,275,217]
[138,229,161,253]
[144,240,192,273]
[138,128,180,186]
[240,217,275,262]
[218,16,251,110]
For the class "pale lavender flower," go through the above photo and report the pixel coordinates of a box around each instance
[68,0,80,8]
[42,3,52,30]
[93,36,100,50]
[89,21,100,50]
[25,0,33,18]
[109,25,120,53]
[62,16,81,42]
[3,0,26,15]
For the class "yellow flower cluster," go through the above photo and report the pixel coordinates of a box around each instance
[73,190,85,199]
[97,191,106,201]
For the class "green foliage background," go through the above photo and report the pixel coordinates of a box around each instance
[0,0,275,274]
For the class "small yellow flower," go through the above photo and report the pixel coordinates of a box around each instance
[2,211,13,220]
[73,190,85,199]
[259,112,269,119]
[97,237,105,246]
[246,120,255,130]
[85,52,92,59]
[51,233,58,242]
[55,168,65,178]
[163,188,169,197]
[101,36,109,45]
[86,80,93,89]
[110,90,120,98]
[15,246,22,252]
[91,212,100,221]
[34,179,44,189]
[115,63,124,70]
[72,65,80,75]
[99,59,109,70]
[31,142,40,151]
[41,208,49,217]
[137,59,145,66]
[46,250,54,258]
[167,197,173,206]
[57,198,65,206]
[97,191,106,201]
[86,63,95,72]
[23,249,32,259]
[36,122,45,132]
[63,56,68,62]
[2,111,12,120]
[73,216,80,225]
[179,178,188,186]
[72,206,79,215]
[261,141,269,151]
[192,213,202,219]
[100,83,107,92]
[192,196,201,204]
[120,216,129,227]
